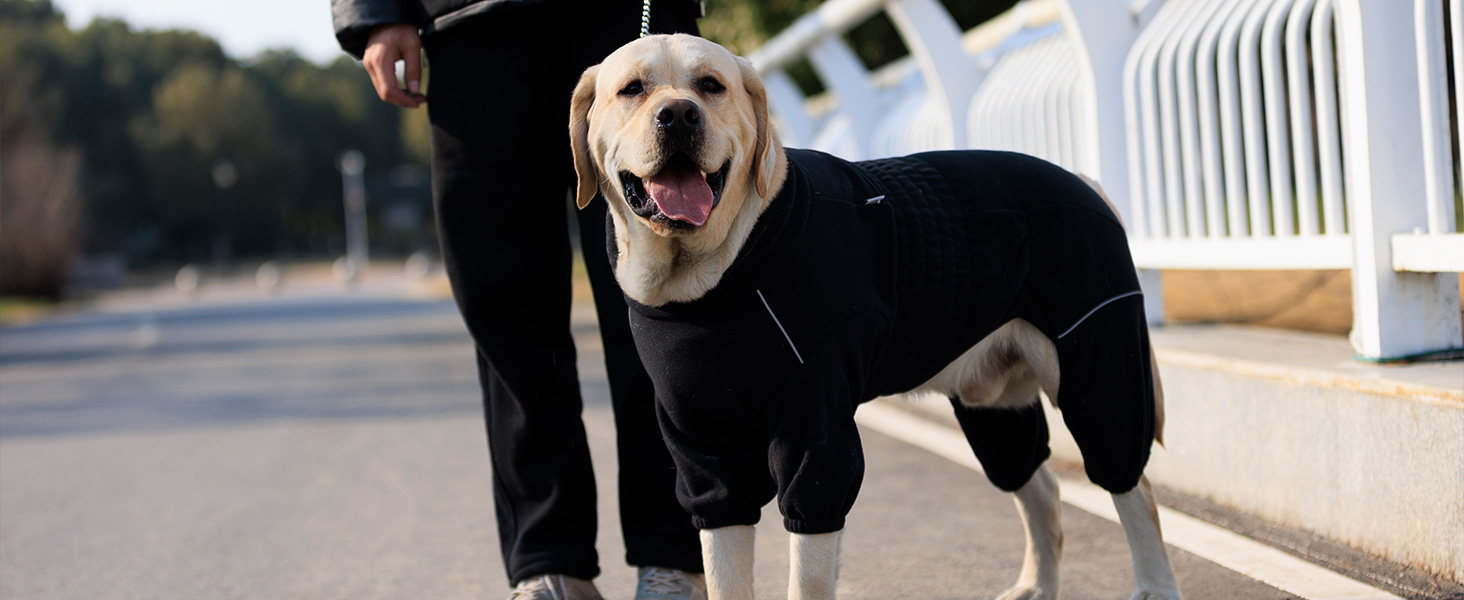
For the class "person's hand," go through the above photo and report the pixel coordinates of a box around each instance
[363,23,426,108]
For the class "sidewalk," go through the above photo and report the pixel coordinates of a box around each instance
[4,267,1456,598]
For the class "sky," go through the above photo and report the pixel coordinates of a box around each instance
[52,0,348,65]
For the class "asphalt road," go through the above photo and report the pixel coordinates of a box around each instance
[0,279,1305,599]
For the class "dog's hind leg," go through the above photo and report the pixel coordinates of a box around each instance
[1112,477,1182,600]
[789,530,841,600]
[996,465,1063,600]
[701,526,756,600]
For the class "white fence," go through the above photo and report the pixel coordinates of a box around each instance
[1124,0,1350,269]
[747,0,1463,361]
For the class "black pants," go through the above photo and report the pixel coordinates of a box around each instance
[424,0,702,585]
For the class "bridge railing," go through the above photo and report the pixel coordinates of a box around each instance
[1123,0,1350,269]
[746,0,1463,360]
[1403,0,1464,273]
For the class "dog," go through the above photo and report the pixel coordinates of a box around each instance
[570,34,1181,600]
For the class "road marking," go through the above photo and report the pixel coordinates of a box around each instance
[854,402,1403,600]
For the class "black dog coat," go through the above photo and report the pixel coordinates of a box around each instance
[624,149,1157,534]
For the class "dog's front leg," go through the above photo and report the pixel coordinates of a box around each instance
[998,465,1063,600]
[701,525,756,600]
[788,530,841,600]
[1112,476,1182,600]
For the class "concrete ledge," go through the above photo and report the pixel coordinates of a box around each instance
[883,324,1462,582]
[1064,325,1463,583]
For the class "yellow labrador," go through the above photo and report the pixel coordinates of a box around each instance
[571,34,1180,600]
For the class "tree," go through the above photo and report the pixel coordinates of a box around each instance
[0,0,84,297]
[0,134,83,299]
[1,0,429,275]
[128,62,280,260]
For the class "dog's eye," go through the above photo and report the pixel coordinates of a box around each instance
[698,77,725,94]
[618,80,644,96]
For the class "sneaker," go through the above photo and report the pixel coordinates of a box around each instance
[635,566,707,600]
[508,574,605,600]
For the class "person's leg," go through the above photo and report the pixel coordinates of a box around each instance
[426,9,598,584]
[567,0,705,574]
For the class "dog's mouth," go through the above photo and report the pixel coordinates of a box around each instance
[621,155,729,228]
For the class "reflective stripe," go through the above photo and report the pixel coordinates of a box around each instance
[757,290,805,364]
[1057,290,1143,339]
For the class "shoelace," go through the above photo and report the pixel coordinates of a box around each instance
[639,567,689,594]
[509,575,565,600]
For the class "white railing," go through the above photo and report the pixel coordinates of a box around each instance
[747,0,1462,360]
[968,29,1092,175]
[1402,0,1464,273]
[747,0,1065,160]
[1123,0,1352,270]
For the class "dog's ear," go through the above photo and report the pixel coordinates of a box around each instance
[570,64,601,209]
[739,57,778,198]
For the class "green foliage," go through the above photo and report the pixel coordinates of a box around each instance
[0,0,427,285]
[0,0,62,25]
[698,0,821,56]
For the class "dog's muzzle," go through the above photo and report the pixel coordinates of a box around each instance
[620,157,729,228]
[616,99,729,229]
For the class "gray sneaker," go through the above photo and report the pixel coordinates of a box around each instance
[508,574,605,600]
[634,566,707,600]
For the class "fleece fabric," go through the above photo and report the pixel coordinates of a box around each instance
[625,149,1157,534]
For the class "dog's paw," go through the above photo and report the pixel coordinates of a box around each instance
[995,585,1055,600]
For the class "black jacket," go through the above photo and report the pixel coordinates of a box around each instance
[331,0,701,59]
[626,149,1147,534]
[332,0,425,59]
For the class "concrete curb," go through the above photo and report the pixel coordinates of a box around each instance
[874,323,1463,591]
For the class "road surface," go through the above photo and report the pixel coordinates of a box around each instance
[0,277,1423,599]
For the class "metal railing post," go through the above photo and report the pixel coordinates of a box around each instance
[807,36,886,160]
[762,69,817,148]
[885,0,980,150]
[1335,0,1463,359]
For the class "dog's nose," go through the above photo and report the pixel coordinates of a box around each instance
[655,99,701,130]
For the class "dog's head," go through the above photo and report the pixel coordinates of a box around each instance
[570,34,785,256]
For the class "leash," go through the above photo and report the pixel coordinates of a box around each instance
[641,0,705,38]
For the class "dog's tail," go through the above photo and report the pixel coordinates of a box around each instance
[1076,173,1166,447]
[1149,351,1166,447]
[1077,173,1126,229]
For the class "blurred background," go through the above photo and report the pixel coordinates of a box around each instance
[0,0,1017,305]
[1,0,1400,336]
[0,0,432,303]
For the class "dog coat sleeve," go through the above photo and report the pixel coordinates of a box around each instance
[635,288,887,534]
[765,310,887,535]
[633,289,807,532]
[642,306,884,534]
[653,389,777,531]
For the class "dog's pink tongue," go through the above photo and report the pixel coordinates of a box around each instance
[644,170,713,226]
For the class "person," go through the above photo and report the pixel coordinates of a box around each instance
[331,1,707,598]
